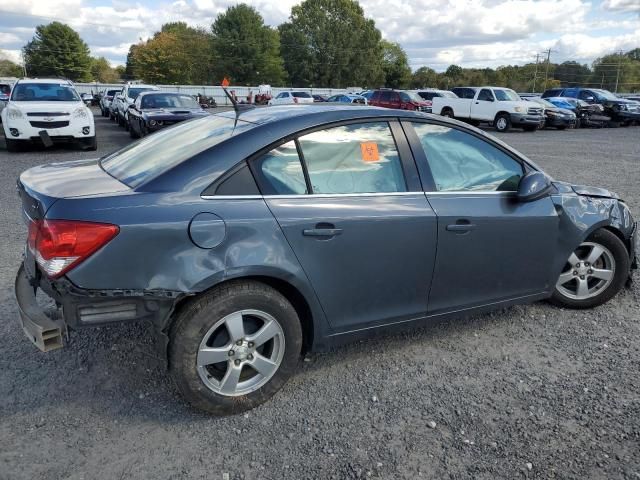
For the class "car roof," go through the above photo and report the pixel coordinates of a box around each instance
[16,78,73,84]
[138,91,186,96]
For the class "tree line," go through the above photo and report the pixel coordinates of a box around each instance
[1,0,639,93]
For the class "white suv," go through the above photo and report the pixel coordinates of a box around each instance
[114,83,159,129]
[1,78,95,152]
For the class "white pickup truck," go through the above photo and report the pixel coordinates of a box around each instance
[431,86,544,132]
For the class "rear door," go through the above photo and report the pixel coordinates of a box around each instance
[253,120,438,331]
[404,121,559,313]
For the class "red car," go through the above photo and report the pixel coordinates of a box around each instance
[369,89,431,112]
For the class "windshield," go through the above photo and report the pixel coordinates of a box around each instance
[494,89,520,101]
[400,91,424,102]
[101,114,256,188]
[141,94,199,109]
[11,83,80,102]
[128,87,155,100]
[592,89,618,100]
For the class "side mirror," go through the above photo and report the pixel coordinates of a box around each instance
[517,171,552,202]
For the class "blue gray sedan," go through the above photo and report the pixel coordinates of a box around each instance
[15,105,637,414]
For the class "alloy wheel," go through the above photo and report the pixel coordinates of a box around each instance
[556,241,615,300]
[196,310,285,396]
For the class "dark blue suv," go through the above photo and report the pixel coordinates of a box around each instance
[541,87,640,125]
[15,105,637,413]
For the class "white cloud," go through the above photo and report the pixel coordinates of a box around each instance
[0,0,638,72]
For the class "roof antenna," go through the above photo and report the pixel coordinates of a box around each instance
[221,77,254,116]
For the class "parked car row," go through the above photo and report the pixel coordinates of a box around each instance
[102,83,211,138]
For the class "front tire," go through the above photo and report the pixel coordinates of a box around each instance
[169,281,303,415]
[5,138,24,152]
[522,125,538,132]
[494,113,511,132]
[551,229,629,309]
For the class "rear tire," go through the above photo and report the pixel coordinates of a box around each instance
[129,122,139,138]
[169,280,303,415]
[550,229,629,309]
[494,113,511,132]
[441,108,454,118]
[81,136,97,151]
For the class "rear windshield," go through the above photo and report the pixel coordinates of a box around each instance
[11,83,80,101]
[292,92,311,98]
[100,114,255,187]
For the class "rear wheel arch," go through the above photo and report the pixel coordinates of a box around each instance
[170,275,315,354]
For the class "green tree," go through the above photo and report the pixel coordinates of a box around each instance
[23,22,92,81]
[591,53,639,92]
[211,4,285,85]
[279,0,384,88]
[553,61,591,87]
[90,57,119,83]
[381,40,411,88]
[130,23,213,84]
[0,50,23,77]
[411,66,438,88]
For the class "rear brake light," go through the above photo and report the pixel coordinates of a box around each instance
[28,219,119,278]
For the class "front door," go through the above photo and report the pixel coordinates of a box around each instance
[406,121,559,313]
[470,88,496,121]
[252,121,438,330]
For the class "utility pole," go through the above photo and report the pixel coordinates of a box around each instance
[614,50,623,93]
[20,50,27,77]
[542,48,554,91]
[532,53,540,93]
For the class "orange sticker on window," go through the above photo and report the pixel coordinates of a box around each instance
[360,142,380,162]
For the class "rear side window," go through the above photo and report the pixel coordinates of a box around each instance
[101,115,256,187]
[292,92,311,98]
[380,91,391,101]
[411,123,523,192]
[452,88,475,99]
[298,122,406,194]
[255,141,307,195]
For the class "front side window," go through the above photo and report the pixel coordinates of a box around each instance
[477,89,494,101]
[412,123,523,192]
[11,83,80,102]
[298,122,406,194]
[128,87,154,100]
[255,141,307,195]
[292,92,311,98]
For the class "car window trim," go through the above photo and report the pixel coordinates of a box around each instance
[202,192,426,200]
[400,119,533,193]
[242,118,419,197]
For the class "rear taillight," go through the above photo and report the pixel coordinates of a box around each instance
[28,219,119,278]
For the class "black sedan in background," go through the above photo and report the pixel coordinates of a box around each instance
[127,92,209,138]
[524,97,576,130]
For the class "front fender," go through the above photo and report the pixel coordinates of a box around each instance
[551,193,635,279]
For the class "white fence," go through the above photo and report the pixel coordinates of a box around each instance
[73,83,351,104]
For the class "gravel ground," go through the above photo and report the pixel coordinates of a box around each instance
[0,111,639,480]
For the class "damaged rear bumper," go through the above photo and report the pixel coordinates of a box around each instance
[14,262,182,352]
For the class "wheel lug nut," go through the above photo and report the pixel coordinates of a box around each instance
[575,263,580,268]
[248,342,254,348]
[588,269,593,274]
[247,354,253,360]
[236,340,243,346]
[580,275,585,280]
[234,359,241,366]
[573,271,578,275]
[228,350,235,356]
